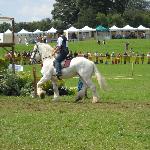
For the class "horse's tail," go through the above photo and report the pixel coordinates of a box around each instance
[93,63,107,90]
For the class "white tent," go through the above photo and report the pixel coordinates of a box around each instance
[65,26,80,32]
[80,26,96,39]
[33,29,43,34]
[4,29,12,34]
[109,25,120,31]
[46,27,57,33]
[64,26,80,40]
[3,29,14,43]
[18,29,32,34]
[121,25,137,31]
[81,26,96,32]
[137,25,149,31]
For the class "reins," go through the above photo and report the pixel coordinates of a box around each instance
[31,44,42,64]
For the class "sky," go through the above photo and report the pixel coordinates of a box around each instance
[0,0,56,23]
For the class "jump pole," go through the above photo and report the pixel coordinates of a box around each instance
[32,66,37,97]
[131,62,134,76]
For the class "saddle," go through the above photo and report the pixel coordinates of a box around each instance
[61,58,71,68]
[53,58,71,69]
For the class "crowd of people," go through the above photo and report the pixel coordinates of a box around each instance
[4,49,150,65]
[67,50,150,65]
[4,50,31,65]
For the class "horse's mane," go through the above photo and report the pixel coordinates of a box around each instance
[37,42,54,58]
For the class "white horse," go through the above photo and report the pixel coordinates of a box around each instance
[30,43,106,103]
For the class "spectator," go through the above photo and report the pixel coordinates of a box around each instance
[147,52,150,64]
[84,52,89,59]
[102,40,106,45]
[99,53,103,64]
[105,52,110,64]
[141,53,145,64]
[74,51,78,57]
[135,53,140,64]
[123,51,128,64]
[94,52,99,64]
[125,42,129,51]
[25,37,29,46]
[97,40,100,45]
[111,52,115,64]
[67,50,73,60]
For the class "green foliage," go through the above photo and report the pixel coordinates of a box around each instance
[0,58,9,71]
[0,23,12,33]
[0,71,21,96]
[0,58,150,149]
[51,0,150,28]
[0,71,33,96]
[96,13,109,27]
[52,0,79,29]
[42,79,75,96]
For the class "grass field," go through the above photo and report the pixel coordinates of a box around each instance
[0,64,150,150]
[0,39,150,149]
[0,39,150,56]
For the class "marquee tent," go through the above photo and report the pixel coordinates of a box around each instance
[65,26,80,32]
[4,29,12,34]
[121,25,137,31]
[137,25,149,31]
[17,29,32,34]
[33,29,43,34]
[79,26,96,39]
[64,26,80,40]
[81,26,96,32]
[109,25,120,31]
[96,25,110,40]
[46,27,57,33]
[96,25,109,32]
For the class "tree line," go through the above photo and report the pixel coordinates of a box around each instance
[0,0,150,33]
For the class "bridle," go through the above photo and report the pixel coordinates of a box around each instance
[31,44,53,64]
[31,44,42,64]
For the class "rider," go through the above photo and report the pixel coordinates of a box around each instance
[53,30,69,79]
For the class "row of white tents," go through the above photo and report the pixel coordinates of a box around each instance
[3,25,150,35]
[1,25,150,43]
[3,26,96,35]
[109,25,150,31]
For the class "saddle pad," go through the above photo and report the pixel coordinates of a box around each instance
[63,59,71,68]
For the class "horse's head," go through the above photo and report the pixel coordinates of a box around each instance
[30,43,55,64]
[30,43,42,64]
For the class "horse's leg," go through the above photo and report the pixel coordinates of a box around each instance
[76,82,88,102]
[37,76,50,99]
[51,78,60,101]
[86,79,99,103]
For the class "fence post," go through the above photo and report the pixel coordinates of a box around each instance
[32,66,37,97]
[131,62,134,76]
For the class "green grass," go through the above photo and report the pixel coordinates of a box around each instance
[0,97,150,150]
[68,39,150,54]
[0,64,150,150]
[0,39,150,57]
[0,39,150,149]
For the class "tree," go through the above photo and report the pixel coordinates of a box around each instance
[96,13,108,27]
[51,0,150,28]
[0,23,12,33]
[77,7,97,28]
[51,0,79,29]
[123,9,150,27]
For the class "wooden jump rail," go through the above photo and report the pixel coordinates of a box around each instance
[0,43,15,47]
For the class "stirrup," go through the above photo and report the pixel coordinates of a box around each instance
[56,74,62,80]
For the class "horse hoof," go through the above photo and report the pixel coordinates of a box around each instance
[75,96,82,102]
[40,93,45,99]
[52,97,60,102]
[92,97,98,103]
